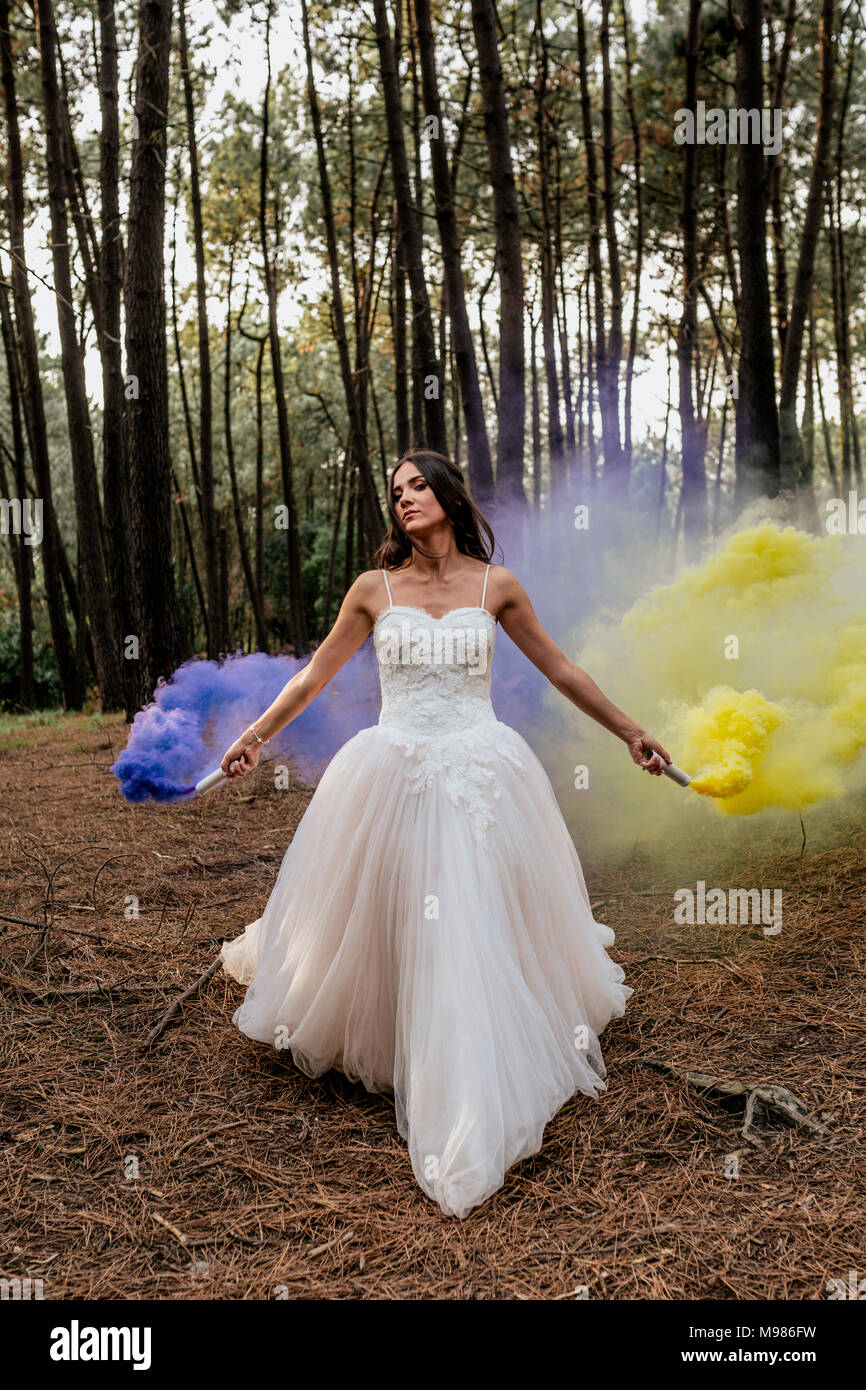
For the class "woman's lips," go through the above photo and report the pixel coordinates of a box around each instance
[403,510,419,520]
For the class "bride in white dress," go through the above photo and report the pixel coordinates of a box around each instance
[218,450,671,1219]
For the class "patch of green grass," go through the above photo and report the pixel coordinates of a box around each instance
[0,707,126,750]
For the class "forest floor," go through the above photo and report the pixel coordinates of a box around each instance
[1,710,863,1300]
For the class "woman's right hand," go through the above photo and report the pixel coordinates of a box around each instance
[220,730,262,779]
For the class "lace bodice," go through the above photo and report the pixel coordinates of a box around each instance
[365,586,529,839]
[374,605,499,736]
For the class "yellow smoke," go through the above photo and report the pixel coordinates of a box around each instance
[558,522,866,823]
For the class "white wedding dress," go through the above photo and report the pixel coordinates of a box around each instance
[220,563,632,1218]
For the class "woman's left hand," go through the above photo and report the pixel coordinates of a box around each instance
[625,728,672,775]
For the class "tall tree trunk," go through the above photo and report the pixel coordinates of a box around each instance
[0,277,34,706]
[584,273,598,484]
[321,440,352,638]
[778,0,834,492]
[814,317,837,491]
[97,0,137,718]
[33,0,124,711]
[124,0,183,704]
[827,12,860,487]
[301,0,382,555]
[534,0,565,498]
[575,270,587,481]
[553,136,577,490]
[373,0,446,459]
[576,1,621,491]
[390,198,410,458]
[795,290,820,531]
[599,0,625,484]
[677,0,708,559]
[826,188,851,491]
[414,0,493,499]
[259,0,307,649]
[178,0,221,654]
[619,0,643,475]
[766,0,797,365]
[733,0,780,506]
[471,0,526,502]
[224,248,268,651]
[530,311,542,508]
[0,0,83,707]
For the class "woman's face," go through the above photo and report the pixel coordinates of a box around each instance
[391,462,448,535]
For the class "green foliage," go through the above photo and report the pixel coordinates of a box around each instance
[0,606,63,711]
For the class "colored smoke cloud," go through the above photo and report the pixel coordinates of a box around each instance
[542,518,866,855]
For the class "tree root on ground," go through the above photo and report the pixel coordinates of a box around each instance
[639,1057,839,1145]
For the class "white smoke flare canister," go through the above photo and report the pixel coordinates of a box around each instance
[195,761,241,795]
[660,759,691,787]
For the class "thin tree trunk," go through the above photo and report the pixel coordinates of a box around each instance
[826,187,850,491]
[766,0,797,365]
[301,0,382,554]
[0,0,83,707]
[829,14,860,485]
[576,1,621,489]
[171,461,207,636]
[34,0,123,709]
[534,0,565,499]
[584,273,598,485]
[619,0,643,475]
[321,439,353,638]
[813,304,837,490]
[716,141,740,316]
[655,339,673,548]
[553,136,576,490]
[123,0,184,704]
[0,277,33,706]
[530,311,542,508]
[575,269,586,482]
[373,0,447,457]
[778,0,834,492]
[414,0,493,499]
[390,197,410,458]
[599,0,625,484]
[733,0,780,505]
[178,0,221,655]
[97,0,136,718]
[713,392,728,536]
[223,247,268,651]
[259,0,307,649]
[677,0,708,559]
[471,0,526,502]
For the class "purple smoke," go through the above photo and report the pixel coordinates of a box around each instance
[111,645,381,804]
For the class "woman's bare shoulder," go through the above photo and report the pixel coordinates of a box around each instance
[342,569,389,608]
[486,563,522,591]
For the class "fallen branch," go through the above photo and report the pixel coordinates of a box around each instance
[0,915,154,952]
[170,1120,246,1163]
[639,1057,838,1145]
[0,969,167,1001]
[139,958,222,1051]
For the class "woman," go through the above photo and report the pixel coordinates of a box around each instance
[218,450,671,1219]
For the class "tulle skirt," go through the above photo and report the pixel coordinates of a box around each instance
[220,721,632,1219]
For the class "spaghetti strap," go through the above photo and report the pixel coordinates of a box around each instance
[481,563,491,612]
[382,569,393,607]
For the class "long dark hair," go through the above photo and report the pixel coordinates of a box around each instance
[372,450,499,570]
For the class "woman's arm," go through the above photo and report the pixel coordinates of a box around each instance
[495,569,672,774]
[219,573,378,778]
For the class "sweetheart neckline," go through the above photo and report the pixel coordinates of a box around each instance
[374,604,497,628]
